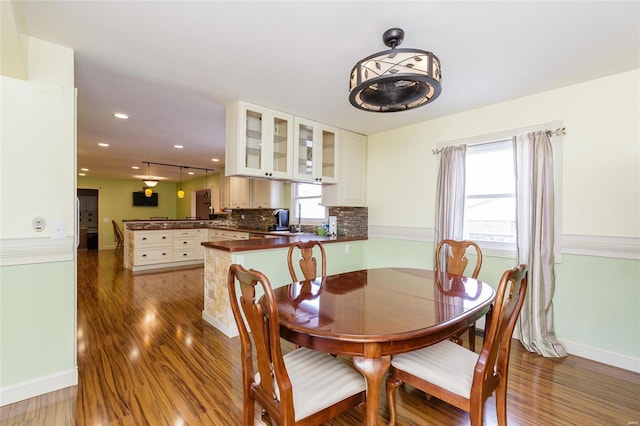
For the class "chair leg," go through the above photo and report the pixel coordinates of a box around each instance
[468,323,476,352]
[469,399,484,426]
[496,380,508,426]
[243,396,254,426]
[386,375,403,425]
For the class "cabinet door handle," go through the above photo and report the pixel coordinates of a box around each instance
[162,236,167,240]
[182,253,188,257]
[142,237,147,241]
[183,241,188,245]
[162,252,167,256]
[142,254,147,257]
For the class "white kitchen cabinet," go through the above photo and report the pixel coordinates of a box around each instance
[221,171,284,209]
[322,131,367,206]
[251,179,285,209]
[196,228,209,259]
[293,117,338,183]
[132,230,174,266]
[221,174,250,209]
[226,101,294,180]
[173,229,198,262]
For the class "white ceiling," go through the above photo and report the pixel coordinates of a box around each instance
[16,1,640,183]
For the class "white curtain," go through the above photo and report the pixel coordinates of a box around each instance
[514,131,567,358]
[434,145,466,267]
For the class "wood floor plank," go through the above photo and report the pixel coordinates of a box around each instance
[1,249,639,425]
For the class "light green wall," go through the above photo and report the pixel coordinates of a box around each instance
[366,69,640,362]
[554,255,640,357]
[0,262,75,384]
[238,241,367,289]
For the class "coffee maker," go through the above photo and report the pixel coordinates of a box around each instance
[269,209,290,231]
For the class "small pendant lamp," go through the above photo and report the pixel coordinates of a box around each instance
[177,167,185,199]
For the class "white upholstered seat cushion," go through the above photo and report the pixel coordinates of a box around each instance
[390,339,479,399]
[256,347,366,421]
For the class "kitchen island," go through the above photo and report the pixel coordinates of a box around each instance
[202,235,367,337]
[123,219,318,271]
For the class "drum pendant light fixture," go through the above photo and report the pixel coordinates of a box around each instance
[349,28,442,112]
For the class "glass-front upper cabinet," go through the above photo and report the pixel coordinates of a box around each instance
[293,118,339,183]
[225,101,293,179]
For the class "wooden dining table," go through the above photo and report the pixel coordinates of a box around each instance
[272,267,496,426]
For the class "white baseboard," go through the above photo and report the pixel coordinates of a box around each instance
[202,310,238,338]
[0,368,78,407]
[559,339,640,373]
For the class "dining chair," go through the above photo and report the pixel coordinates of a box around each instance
[227,264,366,425]
[435,239,483,350]
[386,263,528,426]
[111,220,124,251]
[287,240,327,282]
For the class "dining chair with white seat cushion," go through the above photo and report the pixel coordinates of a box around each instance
[228,264,366,425]
[386,263,528,426]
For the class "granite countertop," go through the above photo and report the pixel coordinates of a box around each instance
[201,234,367,252]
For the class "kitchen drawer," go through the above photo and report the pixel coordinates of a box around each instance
[173,236,198,249]
[208,230,250,241]
[134,248,173,265]
[173,248,198,261]
[173,229,198,238]
[135,230,173,246]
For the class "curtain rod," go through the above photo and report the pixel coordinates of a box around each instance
[432,127,567,155]
[143,161,216,173]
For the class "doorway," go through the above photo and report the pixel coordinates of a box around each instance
[77,188,99,250]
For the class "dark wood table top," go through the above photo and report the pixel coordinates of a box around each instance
[274,267,495,351]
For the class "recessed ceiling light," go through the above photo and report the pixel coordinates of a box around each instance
[78,173,86,176]
[187,171,195,175]
[211,158,219,162]
[174,145,184,149]
[98,143,109,147]
[113,112,129,119]
[131,166,140,170]
[80,168,89,172]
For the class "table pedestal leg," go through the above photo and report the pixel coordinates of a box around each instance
[353,354,391,426]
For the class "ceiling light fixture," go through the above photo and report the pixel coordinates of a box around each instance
[177,167,185,199]
[143,162,159,191]
[113,112,129,119]
[98,142,110,147]
[349,28,442,112]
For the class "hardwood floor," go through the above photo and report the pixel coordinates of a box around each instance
[1,249,639,425]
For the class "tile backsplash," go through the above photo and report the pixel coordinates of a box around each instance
[219,207,368,237]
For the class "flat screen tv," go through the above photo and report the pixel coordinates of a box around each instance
[133,191,158,207]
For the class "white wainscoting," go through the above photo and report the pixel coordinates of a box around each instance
[368,226,640,260]
[0,237,75,266]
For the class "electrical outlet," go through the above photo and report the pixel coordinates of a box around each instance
[345,244,350,253]
[236,255,245,265]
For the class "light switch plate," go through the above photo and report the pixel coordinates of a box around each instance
[51,221,66,239]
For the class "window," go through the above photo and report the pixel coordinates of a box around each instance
[293,183,327,221]
[463,140,516,247]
